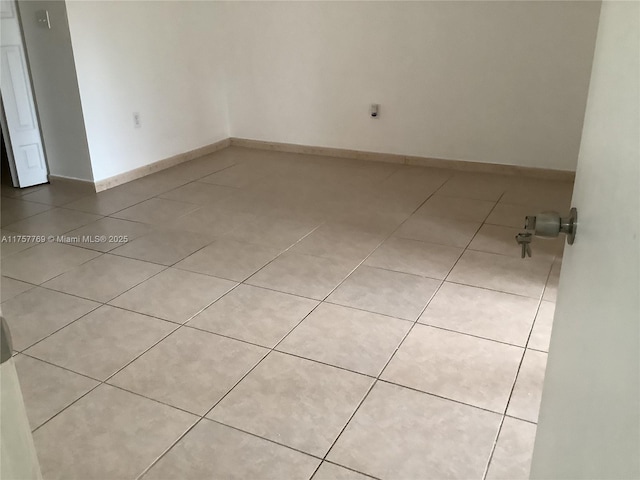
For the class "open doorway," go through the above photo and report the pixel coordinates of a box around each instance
[1,114,19,189]
[1,0,49,189]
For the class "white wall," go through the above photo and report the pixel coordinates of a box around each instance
[63,1,600,182]
[65,0,229,182]
[224,1,601,171]
[18,0,94,181]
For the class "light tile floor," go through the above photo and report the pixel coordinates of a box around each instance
[1,147,572,479]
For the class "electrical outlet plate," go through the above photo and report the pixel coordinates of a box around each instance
[133,112,141,128]
[35,10,50,29]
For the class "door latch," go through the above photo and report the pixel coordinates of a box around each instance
[515,207,577,258]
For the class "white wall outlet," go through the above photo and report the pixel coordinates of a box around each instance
[133,112,141,129]
[35,10,51,29]
[370,104,379,118]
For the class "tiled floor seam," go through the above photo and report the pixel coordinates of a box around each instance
[309,200,514,475]
[137,175,453,478]
[313,460,383,480]
[18,263,173,351]
[134,311,313,478]
[5,157,569,478]
[443,279,548,300]
[135,222,354,477]
[292,175,502,469]
[28,276,248,435]
[481,263,553,479]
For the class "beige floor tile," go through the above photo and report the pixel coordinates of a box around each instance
[415,194,495,222]
[110,268,236,323]
[163,153,237,182]
[110,228,213,265]
[486,202,536,229]
[62,189,150,216]
[158,181,238,205]
[328,209,409,235]
[486,417,537,480]
[529,301,555,352]
[469,223,563,261]
[543,259,561,302]
[288,223,385,262]
[25,305,175,380]
[7,153,574,479]
[224,215,318,250]
[4,208,102,236]
[313,463,372,480]
[199,162,271,188]
[208,352,373,456]
[43,254,164,303]
[394,215,481,248]
[188,284,318,347]
[382,325,523,412]
[1,183,38,198]
[327,266,440,320]
[20,183,94,207]
[501,179,573,211]
[278,303,410,376]
[112,198,199,224]
[33,384,196,480]
[247,252,356,300]
[176,239,281,281]
[110,327,267,414]
[145,420,320,480]
[419,282,539,346]
[114,174,190,199]
[359,187,432,215]
[0,229,38,257]
[63,217,152,252]
[448,250,553,299]
[166,207,255,237]
[365,237,463,279]
[327,382,501,480]
[1,198,53,226]
[2,287,99,351]
[437,173,508,201]
[0,276,33,302]
[15,354,99,430]
[507,349,548,423]
[381,166,451,194]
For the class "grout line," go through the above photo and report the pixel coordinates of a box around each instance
[133,218,328,478]
[11,152,565,479]
[481,259,554,479]
[129,166,463,476]
[311,177,465,466]
[313,460,382,480]
[29,277,247,436]
[135,165,451,478]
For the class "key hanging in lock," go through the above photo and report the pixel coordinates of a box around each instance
[515,232,533,258]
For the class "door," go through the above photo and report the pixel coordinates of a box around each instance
[0,0,48,187]
[0,317,43,479]
[530,1,639,478]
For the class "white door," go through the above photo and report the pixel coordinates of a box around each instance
[0,322,43,479]
[531,1,639,478]
[0,0,48,188]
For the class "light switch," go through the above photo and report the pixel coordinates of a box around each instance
[35,9,50,29]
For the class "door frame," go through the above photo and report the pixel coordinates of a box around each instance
[0,0,50,188]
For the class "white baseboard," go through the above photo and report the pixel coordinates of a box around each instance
[230,137,576,181]
[93,138,231,192]
[90,136,575,193]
